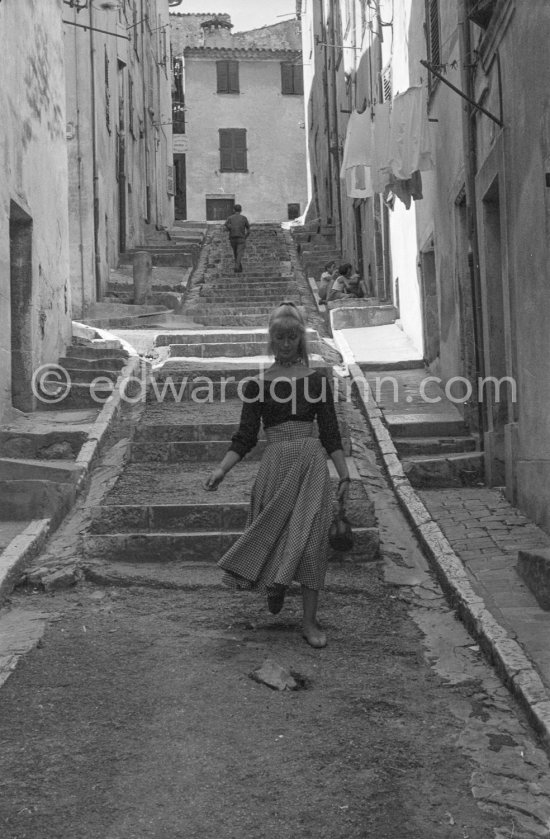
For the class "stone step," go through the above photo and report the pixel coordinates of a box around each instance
[59,367,120,385]
[130,439,267,463]
[168,341,322,359]
[58,356,128,371]
[188,315,280,327]
[36,381,117,410]
[0,429,86,461]
[385,414,469,438]
[154,328,319,346]
[393,436,478,457]
[0,479,76,521]
[0,457,84,483]
[82,527,379,562]
[197,296,301,306]
[66,346,128,360]
[403,452,484,488]
[119,250,196,268]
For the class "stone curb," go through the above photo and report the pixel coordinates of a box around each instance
[347,360,550,751]
[0,350,144,604]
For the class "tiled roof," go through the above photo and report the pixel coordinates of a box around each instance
[183,46,302,59]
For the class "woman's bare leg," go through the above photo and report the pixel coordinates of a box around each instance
[301,586,327,648]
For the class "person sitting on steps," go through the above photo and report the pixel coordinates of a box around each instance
[327,263,365,302]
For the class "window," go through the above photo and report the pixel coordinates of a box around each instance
[281,62,303,95]
[219,129,247,172]
[425,0,441,94]
[288,203,300,220]
[217,60,239,94]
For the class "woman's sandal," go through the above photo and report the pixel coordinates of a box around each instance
[302,625,327,649]
[266,586,286,615]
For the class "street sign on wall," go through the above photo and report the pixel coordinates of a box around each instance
[173,135,188,154]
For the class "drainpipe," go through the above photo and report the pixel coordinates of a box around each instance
[329,0,343,248]
[89,2,102,301]
[74,21,86,315]
[458,0,486,439]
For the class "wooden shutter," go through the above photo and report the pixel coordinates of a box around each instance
[281,62,293,94]
[228,61,239,93]
[233,129,247,171]
[217,61,239,93]
[219,129,247,171]
[219,129,233,170]
[217,61,229,93]
[428,0,440,66]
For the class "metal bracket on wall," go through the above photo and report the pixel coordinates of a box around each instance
[420,59,503,127]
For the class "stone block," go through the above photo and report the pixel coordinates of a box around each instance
[517,549,550,610]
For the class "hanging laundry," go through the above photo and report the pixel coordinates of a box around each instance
[340,108,374,178]
[345,165,373,198]
[371,101,392,194]
[388,85,433,180]
[383,171,424,210]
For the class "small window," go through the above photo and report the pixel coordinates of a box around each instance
[104,47,111,134]
[288,203,300,220]
[217,60,239,94]
[281,62,304,96]
[219,129,247,172]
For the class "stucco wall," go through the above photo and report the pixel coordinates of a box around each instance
[502,1,550,528]
[0,0,71,419]
[66,1,174,317]
[184,56,307,222]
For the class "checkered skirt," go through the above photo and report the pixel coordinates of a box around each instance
[218,421,332,592]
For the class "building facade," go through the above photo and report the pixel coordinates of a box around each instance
[65,0,174,318]
[302,0,550,534]
[170,14,308,223]
[0,0,72,419]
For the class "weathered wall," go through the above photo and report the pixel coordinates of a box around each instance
[65,0,174,318]
[499,1,550,527]
[0,0,71,419]
[184,54,307,222]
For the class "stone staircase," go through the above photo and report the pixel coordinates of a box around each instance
[184,225,312,327]
[81,222,380,573]
[83,389,379,567]
[44,340,130,409]
[364,370,483,488]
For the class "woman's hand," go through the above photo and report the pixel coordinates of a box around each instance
[204,468,225,491]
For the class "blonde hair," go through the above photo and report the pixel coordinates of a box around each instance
[267,302,309,367]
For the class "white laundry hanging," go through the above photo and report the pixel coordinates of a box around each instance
[388,85,434,180]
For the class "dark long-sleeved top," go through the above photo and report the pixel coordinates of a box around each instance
[229,370,343,458]
[224,213,250,240]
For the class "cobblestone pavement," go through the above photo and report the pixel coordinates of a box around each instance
[419,487,550,689]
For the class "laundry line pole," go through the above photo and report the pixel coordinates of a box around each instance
[419,60,503,127]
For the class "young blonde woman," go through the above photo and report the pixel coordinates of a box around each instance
[204,302,350,649]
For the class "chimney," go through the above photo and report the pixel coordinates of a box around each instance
[200,16,234,46]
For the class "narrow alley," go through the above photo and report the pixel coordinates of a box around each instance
[0,225,549,838]
[3,1,550,837]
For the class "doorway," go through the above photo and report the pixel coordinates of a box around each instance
[10,202,35,412]
[174,154,187,220]
[206,197,235,221]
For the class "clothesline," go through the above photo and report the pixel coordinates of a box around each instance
[340,84,434,209]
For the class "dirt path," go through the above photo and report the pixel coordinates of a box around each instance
[0,563,527,839]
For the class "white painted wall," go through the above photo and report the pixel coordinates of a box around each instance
[184,56,307,222]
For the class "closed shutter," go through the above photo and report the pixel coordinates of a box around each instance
[217,61,239,93]
[228,61,239,93]
[281,62,293,94]
[233,129,247,171]
[219,129,247,172]
[217,61,228,93]
[429,0,440,66]
[219,129,234,170]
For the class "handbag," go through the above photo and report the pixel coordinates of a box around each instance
[328,498,354,552]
